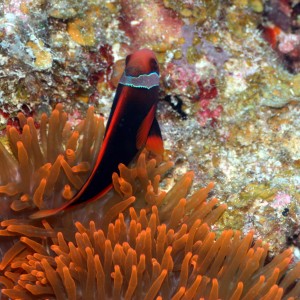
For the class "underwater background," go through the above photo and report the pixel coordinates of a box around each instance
[0,0,300,299]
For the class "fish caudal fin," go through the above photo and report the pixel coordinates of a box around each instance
[29,206,67,219]
[29,184,113,219]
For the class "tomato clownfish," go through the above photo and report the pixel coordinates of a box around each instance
[30,49,163,219]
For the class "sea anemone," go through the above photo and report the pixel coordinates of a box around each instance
[0,194,300,299]
[0,103,104,218]
[0,105,300,299]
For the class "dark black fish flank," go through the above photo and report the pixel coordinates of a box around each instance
[30,49,163,219]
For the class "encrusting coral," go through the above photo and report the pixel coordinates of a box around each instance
[0,105,300,299]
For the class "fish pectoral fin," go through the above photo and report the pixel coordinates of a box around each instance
[136,105,156,150]
[146,117,164,155]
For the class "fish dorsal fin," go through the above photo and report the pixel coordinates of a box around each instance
[136,105,156,150]
[146,117,164,155]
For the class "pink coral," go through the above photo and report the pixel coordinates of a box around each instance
[119,0,183,49]
[163,62,200,93]
[278,33,300,54]
[271,192,291,209]
[196,79,222,127]
[163,63,222,126]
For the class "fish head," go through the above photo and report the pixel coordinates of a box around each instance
[125,49,159,76]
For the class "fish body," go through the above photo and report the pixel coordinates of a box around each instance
[30,49,163,219]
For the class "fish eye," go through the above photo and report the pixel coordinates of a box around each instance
[125,66,140,76]
[125,54,132,65]
[150,58,159,73]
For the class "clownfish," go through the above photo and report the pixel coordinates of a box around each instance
[30,49,163,219]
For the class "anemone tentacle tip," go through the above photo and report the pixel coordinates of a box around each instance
[0,104,299,300]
